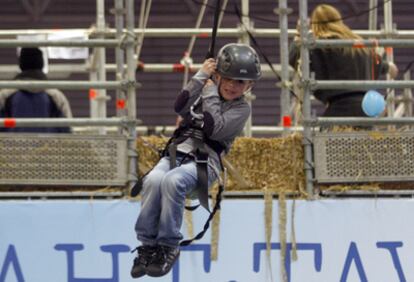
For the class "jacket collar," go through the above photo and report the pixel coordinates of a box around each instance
[14,70,47,80]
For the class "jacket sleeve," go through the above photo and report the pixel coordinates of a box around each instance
[174,70,209,116]
[375,54,389,77]
[46,89,72,118]
[201,83,250,141]
[289,42,300,69]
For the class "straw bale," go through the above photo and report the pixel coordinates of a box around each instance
[136,135,306,194]
[136,136,168,176]
[225,134,305,194]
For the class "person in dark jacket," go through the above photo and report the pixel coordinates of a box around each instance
[130,43,261,279]
[289,4,398,117]
[0,47,72,132]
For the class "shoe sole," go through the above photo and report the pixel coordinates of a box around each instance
[131,270,146,279]
[146,252,180,277]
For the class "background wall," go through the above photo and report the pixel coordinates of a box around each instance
[0,0,412,126]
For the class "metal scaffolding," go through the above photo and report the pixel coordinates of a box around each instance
[0,0,139,192]
[296,0,414,196]
[1,0,414,197]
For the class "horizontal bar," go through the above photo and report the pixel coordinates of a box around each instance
[109,29,414,39]
[221,191,300,197]
[0,63,289,76]
[0,191,124,198]
[313,39,414,48]
[0,81,130,90]
[0,39,120,48]
[312,80,414,90]
[2,28,414,39]
[0,118,140,127]
[130,125,304,135]
[306,117,414,126]
[321,190,414,197]
[90,28,299,38]
[0,29,90,38]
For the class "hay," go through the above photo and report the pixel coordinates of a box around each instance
[210,188,220,261]
[184,198,194,238]
[136,135,306,194]
[136,136,168,176]
[224,134,305,194]
[278,192,288,282]
[264,188,274,280]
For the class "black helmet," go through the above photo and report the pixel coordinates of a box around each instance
[216,43,261,81]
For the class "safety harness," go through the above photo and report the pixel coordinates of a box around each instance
[131,95,226,246]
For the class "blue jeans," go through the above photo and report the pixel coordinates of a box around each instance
[135,154,217,247]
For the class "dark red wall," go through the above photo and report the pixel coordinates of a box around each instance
[0,0,412,126]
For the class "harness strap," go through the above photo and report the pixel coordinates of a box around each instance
[130,169,150,197]
[194,146,210,212]
[180,180,224,246]
[168,143,177,169]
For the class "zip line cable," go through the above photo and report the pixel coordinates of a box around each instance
[191,0,391,26]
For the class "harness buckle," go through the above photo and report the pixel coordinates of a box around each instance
[195,156,208,164]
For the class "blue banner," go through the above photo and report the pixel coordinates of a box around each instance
[1,199,414,282]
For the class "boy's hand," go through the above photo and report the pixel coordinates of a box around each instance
[201,58,216,77]
[388,62,399,79]
[205,79,215,87]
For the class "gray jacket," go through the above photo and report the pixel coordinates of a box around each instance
[174,70,250,169]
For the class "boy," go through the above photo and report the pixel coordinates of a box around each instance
[131,43,261,278]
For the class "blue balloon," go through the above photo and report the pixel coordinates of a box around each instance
[362,90,386,117]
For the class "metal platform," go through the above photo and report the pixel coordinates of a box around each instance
[0,133,128,186]
[314,131,414,183]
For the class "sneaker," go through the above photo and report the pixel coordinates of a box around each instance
[130,245,158,278]
[146,245,180,277]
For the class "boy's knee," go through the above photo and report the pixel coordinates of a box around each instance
[160,174,186,196]
[144,170,164,187]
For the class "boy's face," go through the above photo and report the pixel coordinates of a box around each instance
[218,76,253,101]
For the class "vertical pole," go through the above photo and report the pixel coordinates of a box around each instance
[368,0,378,30]
[240,0,252,137]
[115,0,126,118]
[89,50,98,118]
[96,0,107,123]
[125,0,138,190]
[277,0,290,132]
[299,0,314,197]
[384,0,395,117]
[403,71,413,118]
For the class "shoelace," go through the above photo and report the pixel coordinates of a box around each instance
[131,246,158,265]
[151,246,168,264]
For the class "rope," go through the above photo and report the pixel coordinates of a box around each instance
[205,0,222,59]
[135,0,153,62]
[182,0,229,87]
[182,0,209,88]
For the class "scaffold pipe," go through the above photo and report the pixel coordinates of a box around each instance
[0,63,288,75]
[72,125,304,135]
[0,39,119,48]
[313,39,414,48]
[312,80,414,90]
[3,28,414,39]
[306,117,414,126]
[0,118,140,127]
[0,81,135,90]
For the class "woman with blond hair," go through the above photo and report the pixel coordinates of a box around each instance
[289,4,398,117]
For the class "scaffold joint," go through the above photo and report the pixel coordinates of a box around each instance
[273,7,293,15]
[119,30,137,49]
[120,80,138,91]
[110,7,126,15]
